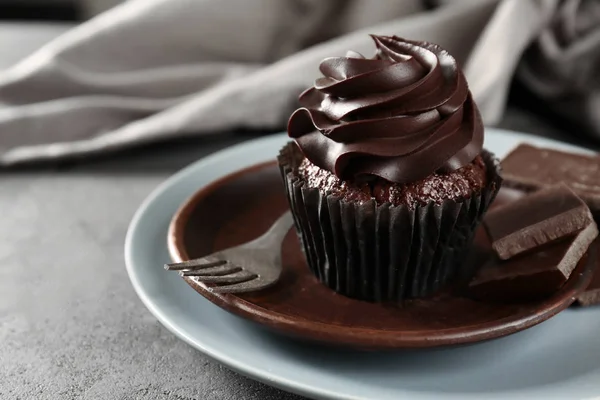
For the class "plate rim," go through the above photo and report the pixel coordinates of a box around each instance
[124,128,597,400]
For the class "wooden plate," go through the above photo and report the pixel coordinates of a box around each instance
[167,162,596,349]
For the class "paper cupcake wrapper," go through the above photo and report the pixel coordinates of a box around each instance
[278,143,502,302]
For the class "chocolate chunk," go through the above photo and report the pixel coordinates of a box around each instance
[484,184,593,260]
[501,144,600,214]
[575,242,600,306]
[576,270,600,306]
[469,224,598,302]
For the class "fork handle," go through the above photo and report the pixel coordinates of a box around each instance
[253,211,294,248]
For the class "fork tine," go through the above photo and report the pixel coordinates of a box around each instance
[180,264,241,277]
[193,270,257,284]
[210,279,265,294]
[164,258,226,271]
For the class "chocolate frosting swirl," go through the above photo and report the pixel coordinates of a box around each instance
[287,35,483,184]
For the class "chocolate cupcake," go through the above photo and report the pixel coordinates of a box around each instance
[278,35,501,302]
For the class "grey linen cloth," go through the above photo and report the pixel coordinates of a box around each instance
[0,0,597,165]
[519,0,600,139]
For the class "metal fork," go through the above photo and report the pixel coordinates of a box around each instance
[165,211,294,293]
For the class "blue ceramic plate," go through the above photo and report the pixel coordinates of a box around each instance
[125,128,600,400]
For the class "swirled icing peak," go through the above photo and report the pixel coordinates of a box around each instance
[287,35,483,184]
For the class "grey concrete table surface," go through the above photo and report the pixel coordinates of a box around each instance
[1,108,598,400]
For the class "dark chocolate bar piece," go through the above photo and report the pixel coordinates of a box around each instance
[576,271,600,306]
[501,144,600,213]
[469,224,598,303]
[484,184,593,260]
[575,242,600,306]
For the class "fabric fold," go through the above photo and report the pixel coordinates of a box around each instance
[1,0,597,165]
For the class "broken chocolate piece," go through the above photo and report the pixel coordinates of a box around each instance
[575,241,600,306]
[469,224,598,303]
[501,144,600,214]
[576,270,600,306]
[484,184,593,260]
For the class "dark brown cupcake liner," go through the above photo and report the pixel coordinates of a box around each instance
[278,143,502,302]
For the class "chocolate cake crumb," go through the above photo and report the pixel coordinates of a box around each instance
[297,156,488,208]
